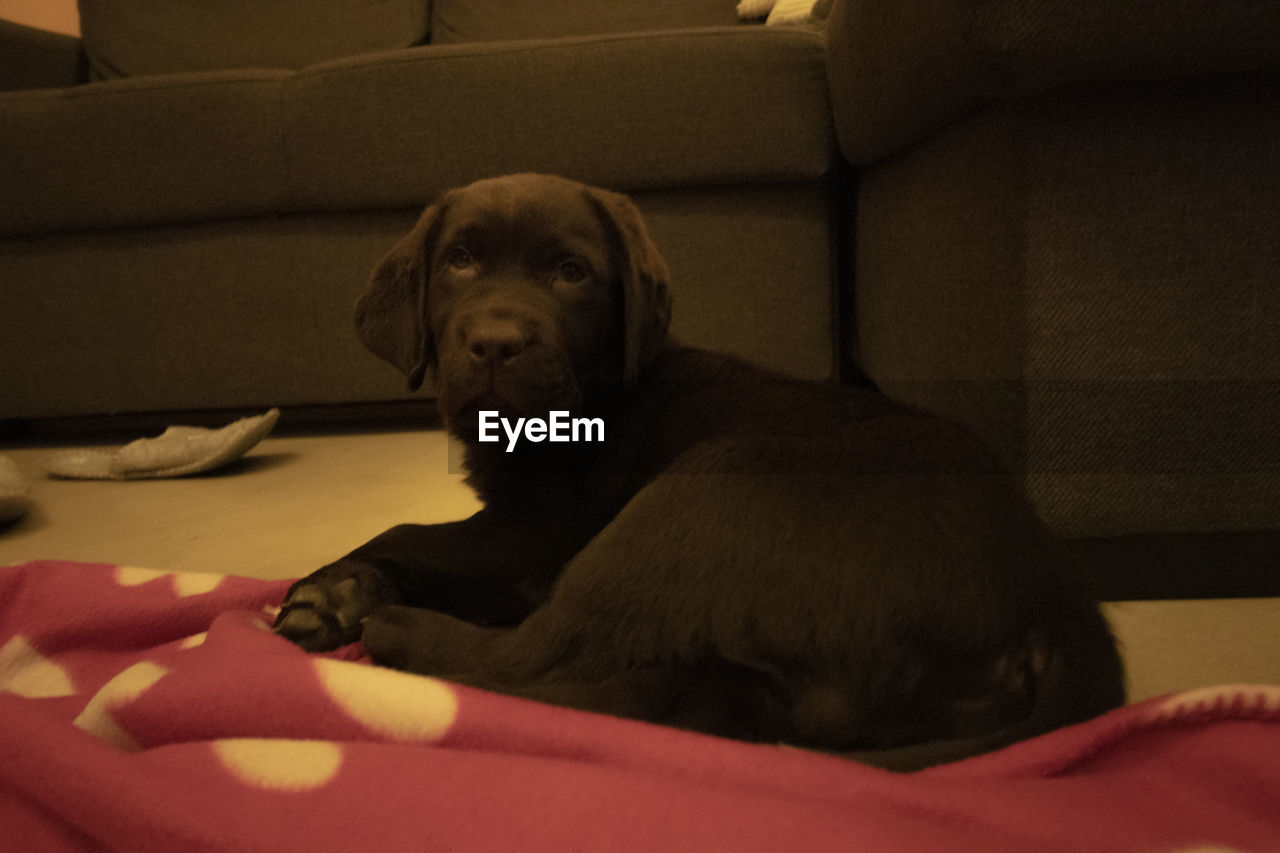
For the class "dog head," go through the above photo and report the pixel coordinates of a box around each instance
[356,173,672,437]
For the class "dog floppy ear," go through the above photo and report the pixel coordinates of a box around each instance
[354,200,447,392]
[587,188,672,383]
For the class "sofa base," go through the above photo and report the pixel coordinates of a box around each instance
[1,182,837,420]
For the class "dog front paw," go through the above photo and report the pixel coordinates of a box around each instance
[273,560,395,652]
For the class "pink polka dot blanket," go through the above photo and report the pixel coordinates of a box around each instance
[1,560,1278,852]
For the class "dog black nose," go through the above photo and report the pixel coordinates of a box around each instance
[467,320,527,365]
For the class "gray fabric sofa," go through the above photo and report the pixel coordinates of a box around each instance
[826,0,1280,597]
[2,0,1278,600]
[1,0,836,419]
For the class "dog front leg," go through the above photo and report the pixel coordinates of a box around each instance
[273,508,584,651]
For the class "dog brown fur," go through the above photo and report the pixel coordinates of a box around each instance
[275,173,1124,769]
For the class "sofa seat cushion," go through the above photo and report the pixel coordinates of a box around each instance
[78,0,429,79]
[283,27,832,211]
[0,71,291,236]
[2,27,832,236]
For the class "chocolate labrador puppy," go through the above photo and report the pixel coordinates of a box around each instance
[274,173,1124,769]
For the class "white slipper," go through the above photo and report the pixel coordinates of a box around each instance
[44,408,280,480]
[0,455,32,522]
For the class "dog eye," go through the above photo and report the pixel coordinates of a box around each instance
[444,246,475,271]
[555,260,588,284]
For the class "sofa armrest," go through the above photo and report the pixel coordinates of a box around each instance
[826,0,1280,165]
[0,19,85,92]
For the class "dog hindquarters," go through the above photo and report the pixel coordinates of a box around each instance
[361,602,787,739]
[362,434,1120,756]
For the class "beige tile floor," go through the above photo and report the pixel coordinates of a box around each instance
[2,427,1278,703]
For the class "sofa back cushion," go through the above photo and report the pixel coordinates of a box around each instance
[431,0,742,44]
[78,0,429,78]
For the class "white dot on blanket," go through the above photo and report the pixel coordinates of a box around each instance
[314,659,457,741]
[179,632,207,649]
[1151,684,1280,722]
[114,565,224,597]
[214,739,343,791]
[0,635,76,698]
[73,661,169,752]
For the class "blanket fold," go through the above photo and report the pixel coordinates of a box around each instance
[1,560,1277,852]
